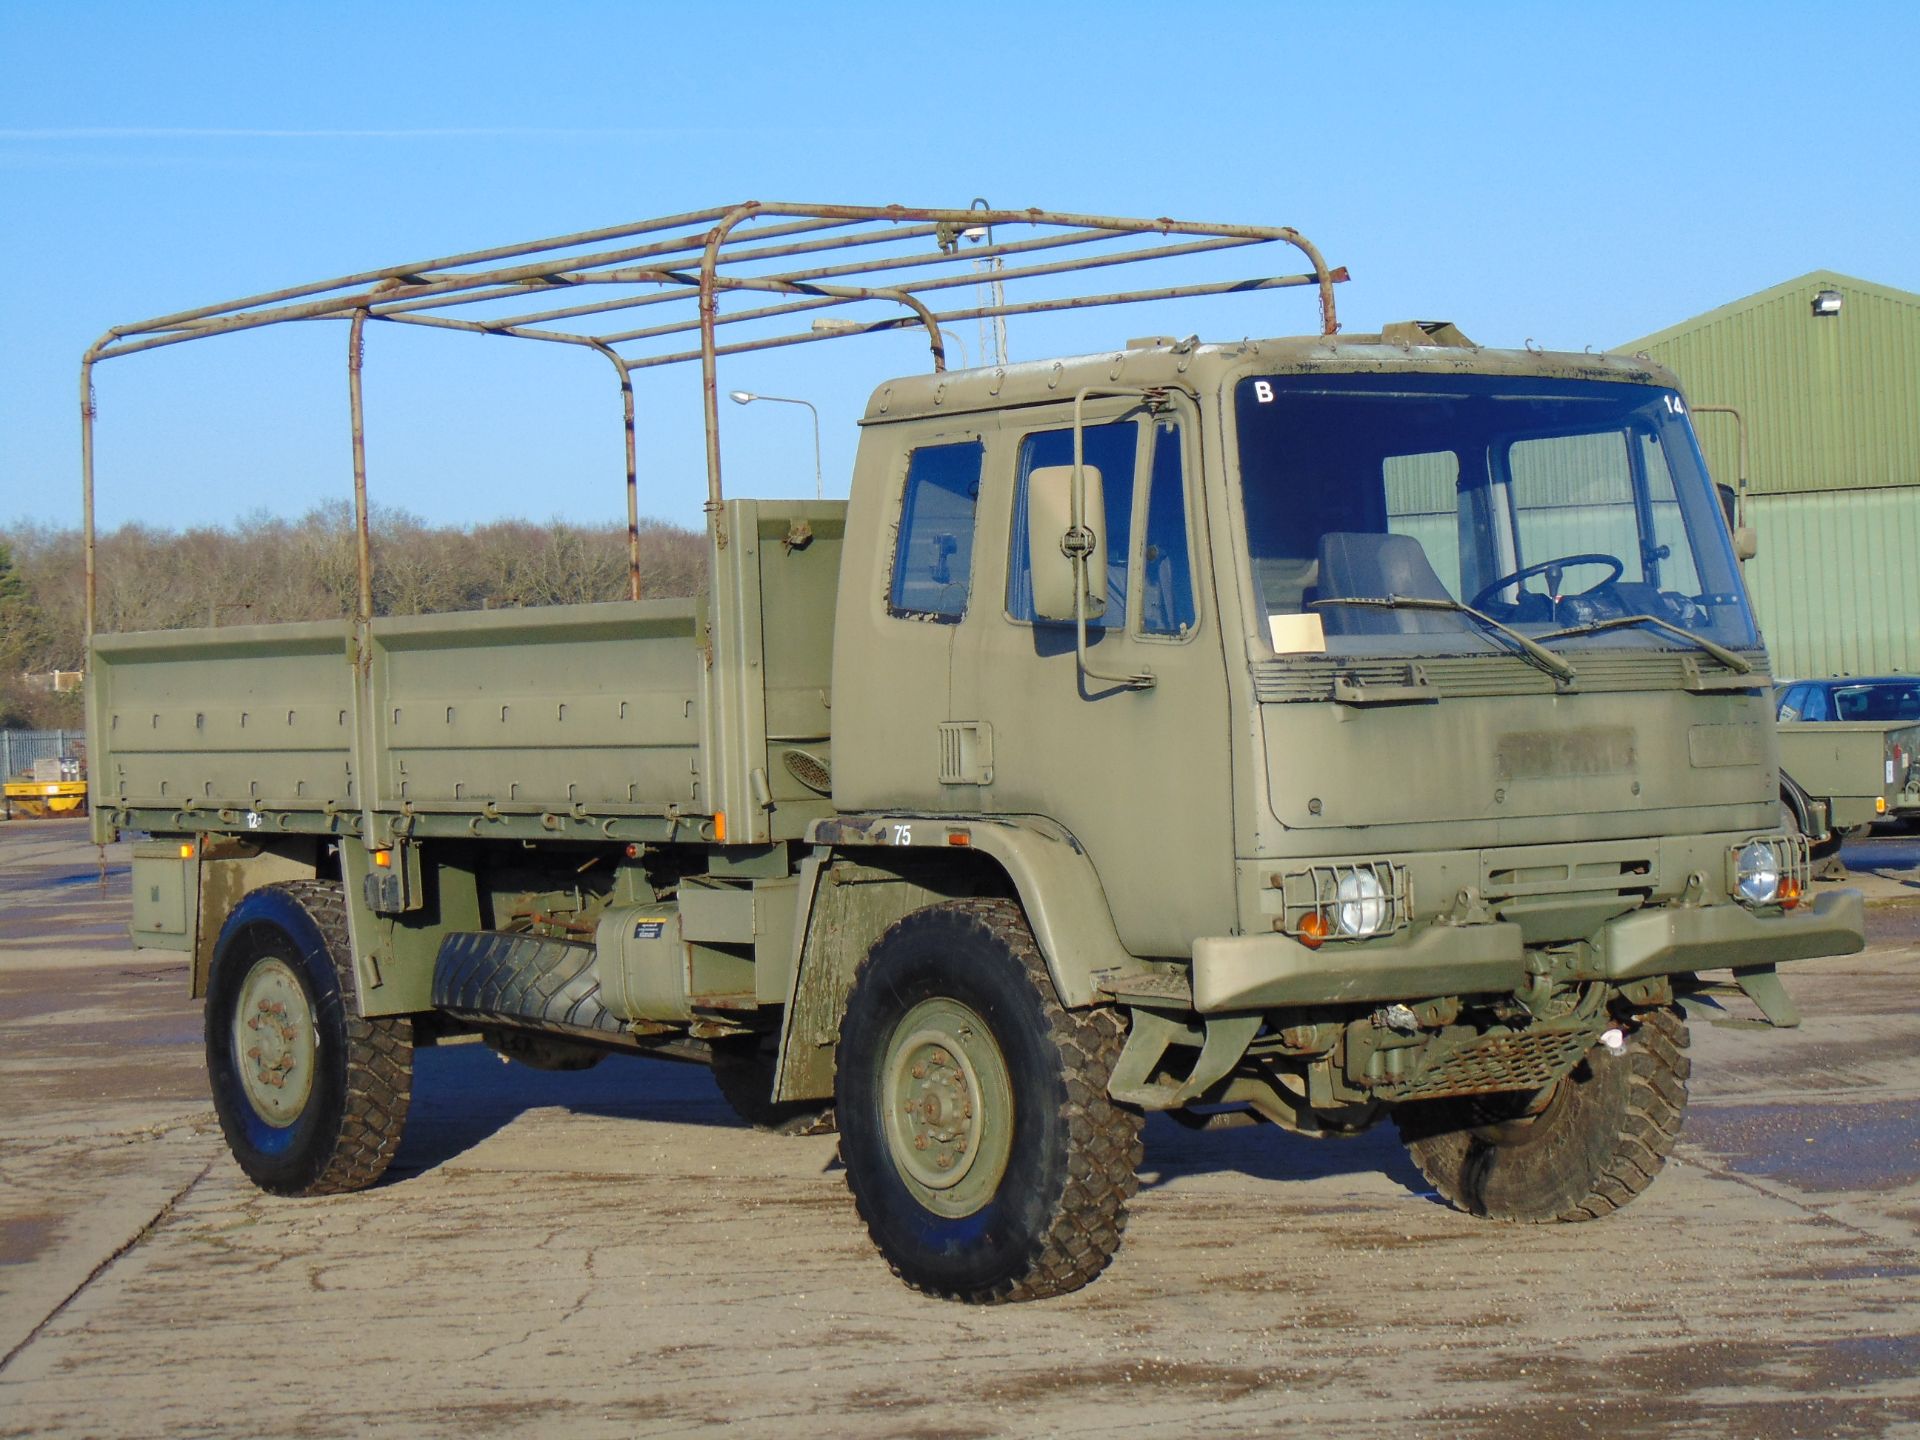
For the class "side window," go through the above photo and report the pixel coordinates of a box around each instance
[1801,686,1830,722]
[1140,419,1197,636]
[1007,420,1139,628]
[888,439,984,621]
[1776,684,1807,721]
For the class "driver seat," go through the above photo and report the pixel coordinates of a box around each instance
[1315,532,1468,635]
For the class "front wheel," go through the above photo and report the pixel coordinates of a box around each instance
[835,899,1142,1303]
[1395,1008,1690,1222]
[205,880,413,1195]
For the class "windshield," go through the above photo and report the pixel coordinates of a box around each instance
[1235,372,1757,659]
[1788,681,1920,722]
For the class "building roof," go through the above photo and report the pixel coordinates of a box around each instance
[1620,269,1920,353]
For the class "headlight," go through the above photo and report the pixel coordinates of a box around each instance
[1333,870,1389,937]
[1276,860,1407,945]
[1734,840,1781,906]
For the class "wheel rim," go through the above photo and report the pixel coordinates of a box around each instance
[880,997,1014,1218]
[230,957,317,1127]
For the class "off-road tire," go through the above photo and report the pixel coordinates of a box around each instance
[835,899,1143,1303]
[710,1034,836,1136]
[205,879,412,1195]
[432,931,626,1044]
[1395,1008,1690,1222]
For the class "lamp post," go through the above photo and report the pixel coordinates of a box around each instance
[728,390,822,499]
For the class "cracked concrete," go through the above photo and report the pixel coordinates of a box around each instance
[1,816,1917,1438]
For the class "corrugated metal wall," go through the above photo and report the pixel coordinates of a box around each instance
[1744,488,1920,678]
[1630,272,1920,496]
[1622,270,1920,678]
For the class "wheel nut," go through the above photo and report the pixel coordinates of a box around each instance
[936,1152,953,1170]
[913,1135,928,1150]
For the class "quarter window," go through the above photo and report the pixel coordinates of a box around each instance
[888,439,984,621]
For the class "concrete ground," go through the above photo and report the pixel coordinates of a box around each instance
[1,817,1916,1439]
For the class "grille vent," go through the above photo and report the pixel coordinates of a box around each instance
[780,748,832,795]
[938,721,995,786]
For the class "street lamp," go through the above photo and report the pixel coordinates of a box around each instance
[729,390,823,499]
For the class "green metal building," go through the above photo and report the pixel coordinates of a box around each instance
[1620,270,1920,679]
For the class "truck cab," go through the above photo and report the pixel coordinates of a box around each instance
[834,331,1855,1015]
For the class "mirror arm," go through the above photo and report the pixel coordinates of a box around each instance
[1069,385,1158,690]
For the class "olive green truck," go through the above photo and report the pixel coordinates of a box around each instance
[86,204,1865,1302]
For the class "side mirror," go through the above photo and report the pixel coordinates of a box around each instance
[1715,482,1739,532]
[1026,464,1108,622]
[1733,525,1759,562]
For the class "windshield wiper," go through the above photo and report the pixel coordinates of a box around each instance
[1312,595,1578,683]
[1534,613,1753,675]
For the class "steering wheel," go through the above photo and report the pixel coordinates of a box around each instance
[1469,553,1624,612]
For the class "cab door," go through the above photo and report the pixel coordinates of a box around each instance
[831,424,988,813]
[949,395,1235,955]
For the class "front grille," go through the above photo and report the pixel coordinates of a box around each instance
[1253,651,1770,703]
[1377,1024,1595,1102]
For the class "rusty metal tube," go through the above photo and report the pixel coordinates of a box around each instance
[97,204,744,339]
[79,355,97,645]
[553,233,1263,349]
[473,224,1123,331]
[82,201,1346,602]
[615,270,1337,372]
[348,310,373,626]
[90,215,864,364]
[697,205,763,522]
[588,342,643,600]
[388,221,953,328]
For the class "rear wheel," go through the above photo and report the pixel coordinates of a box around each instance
[1395,1009,1689,1222]
[205,880,412,1195]
[710,1033,836,1136]
[835,899,1142,1303]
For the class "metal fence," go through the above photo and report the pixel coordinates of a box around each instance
[1,730,85,779]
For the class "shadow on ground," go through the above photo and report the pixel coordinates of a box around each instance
[390,1042,1431,1199]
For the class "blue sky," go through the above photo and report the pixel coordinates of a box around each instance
[4,0,1916,536]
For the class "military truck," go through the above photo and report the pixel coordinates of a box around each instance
[1775,687,1920,855]
[83,203,1864,1303]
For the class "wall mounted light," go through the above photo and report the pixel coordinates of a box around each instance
[1812,289,1844,317]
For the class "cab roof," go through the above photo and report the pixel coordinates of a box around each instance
[862,330,1677,425]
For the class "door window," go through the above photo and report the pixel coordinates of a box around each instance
[888,439,985,621]
[1006,416,1196,634]
[1140,418,1197,636]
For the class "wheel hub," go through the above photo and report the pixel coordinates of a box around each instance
[881,998,1014,1217]
[231,957,316,1127]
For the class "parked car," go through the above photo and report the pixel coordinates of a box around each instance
[1775,677,1920,844]
[1776,676,1920,725]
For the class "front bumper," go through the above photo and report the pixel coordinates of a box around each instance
[1191,889,1864,1014]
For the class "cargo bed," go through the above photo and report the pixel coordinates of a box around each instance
[89,500,844,847]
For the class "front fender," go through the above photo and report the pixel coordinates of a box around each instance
[807,813,1133,1007]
